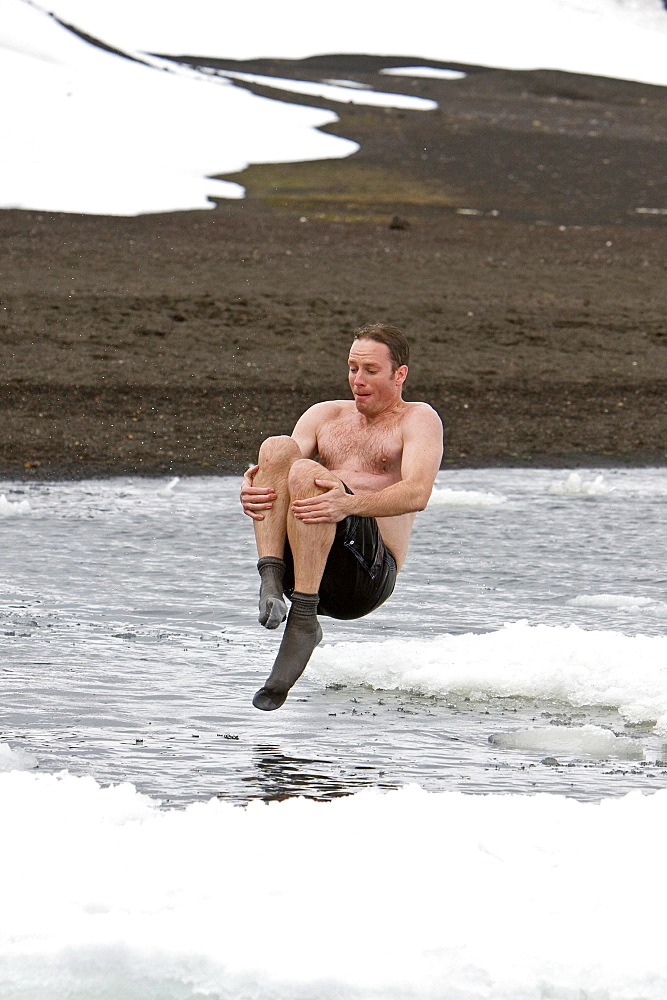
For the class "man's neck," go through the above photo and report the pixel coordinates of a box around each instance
[354,396,405,423]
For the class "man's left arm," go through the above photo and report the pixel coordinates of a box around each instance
[292,405,443,523]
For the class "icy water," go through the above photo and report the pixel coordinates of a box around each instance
[2,467,667,1000]
[2,468,666,804]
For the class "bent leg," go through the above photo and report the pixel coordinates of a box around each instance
[253,459,343,710]
[252,436,302,628]
[252,591,322,710]
[286,459,339,593]
[252,435,302,559]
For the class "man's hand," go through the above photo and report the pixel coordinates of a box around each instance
[240,464,276,521]
[291,479,352,523]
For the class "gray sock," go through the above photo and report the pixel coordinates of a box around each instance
[253,592,322,711]
[257,556,287,629]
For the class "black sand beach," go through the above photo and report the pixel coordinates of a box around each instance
[1,57,665,479]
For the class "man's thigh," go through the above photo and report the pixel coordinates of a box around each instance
[283,512,397,620]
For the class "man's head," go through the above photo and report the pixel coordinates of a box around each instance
[353,323,409,372]
[348,323,409,415]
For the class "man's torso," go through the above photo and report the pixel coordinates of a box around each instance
[312,400,419,568]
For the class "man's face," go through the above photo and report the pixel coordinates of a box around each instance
[347,338,407,414]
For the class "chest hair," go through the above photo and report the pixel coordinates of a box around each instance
[318,416,403,474]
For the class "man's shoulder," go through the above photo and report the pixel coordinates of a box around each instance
[313,399,355,410]
[301,399,354,422]
[400,401,444,443]
[402,400,443,425]
[404,400,439,414]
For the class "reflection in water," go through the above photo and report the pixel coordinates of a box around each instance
[241,745,397,802]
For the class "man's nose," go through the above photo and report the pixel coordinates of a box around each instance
[353,371,366,384]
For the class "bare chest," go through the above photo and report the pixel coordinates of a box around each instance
[317,417,403,477]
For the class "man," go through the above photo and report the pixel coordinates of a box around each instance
[240,323,443,711]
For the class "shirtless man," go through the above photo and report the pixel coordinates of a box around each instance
[240,323,443,711]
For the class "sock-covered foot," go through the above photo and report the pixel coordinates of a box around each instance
[253,592,322,711]
[257,556,287,629]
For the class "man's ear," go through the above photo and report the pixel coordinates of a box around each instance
[395,365,408,386]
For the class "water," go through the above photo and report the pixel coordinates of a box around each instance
[2,467,667,998]
[2,467,666,804]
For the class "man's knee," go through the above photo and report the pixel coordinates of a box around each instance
[258,435,301,468]
[288,459,333,498]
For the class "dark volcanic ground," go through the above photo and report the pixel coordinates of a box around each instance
[1,56,665,479]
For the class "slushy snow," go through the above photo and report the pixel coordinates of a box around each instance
[2,771,667,999]
[312,622,667,733]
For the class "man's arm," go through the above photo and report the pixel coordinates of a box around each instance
[290,401,339,459]
[350,405,443,516]
[292,404,443,523]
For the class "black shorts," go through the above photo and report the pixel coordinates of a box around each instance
[282,488,397,620]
